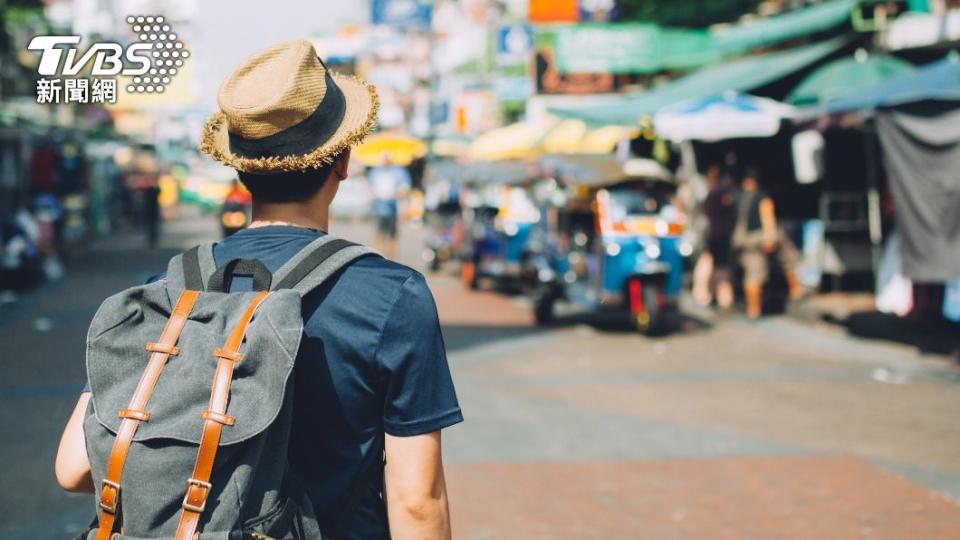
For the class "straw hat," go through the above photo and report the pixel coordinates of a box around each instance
[200,39,379,174]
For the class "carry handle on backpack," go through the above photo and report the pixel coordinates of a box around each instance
[207,259,273,292]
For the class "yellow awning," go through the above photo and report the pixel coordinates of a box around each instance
[355,133,427,166]
[541,119,589,154]
[580,126,640,154]
[467,122,552,162]
[467,121,637,162]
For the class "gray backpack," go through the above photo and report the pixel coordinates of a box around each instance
[82,236,375,540]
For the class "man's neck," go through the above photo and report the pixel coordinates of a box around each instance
[251,201,329,231]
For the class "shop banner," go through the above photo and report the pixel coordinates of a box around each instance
[552,23,713,74]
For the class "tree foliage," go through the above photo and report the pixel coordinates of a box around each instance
[616,0,763,28]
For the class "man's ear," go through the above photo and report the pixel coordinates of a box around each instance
[332,148,352,182]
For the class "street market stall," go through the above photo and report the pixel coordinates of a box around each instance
[807,55,960,316]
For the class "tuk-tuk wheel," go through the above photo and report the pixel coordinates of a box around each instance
[534,291,557,326]
[630,279,666,336]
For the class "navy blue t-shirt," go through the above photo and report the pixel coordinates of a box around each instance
[88,226,462,539]
[215,226,462,538]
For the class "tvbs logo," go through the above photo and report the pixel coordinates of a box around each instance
[28,15,189,104]
[28,36,152,77]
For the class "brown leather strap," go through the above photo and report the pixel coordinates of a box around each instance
[96,290,200,540]
[174,291,270,540]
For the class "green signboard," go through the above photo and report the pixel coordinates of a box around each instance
[550,23,716,75]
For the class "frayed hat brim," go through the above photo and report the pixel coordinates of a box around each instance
[200,73,379,174]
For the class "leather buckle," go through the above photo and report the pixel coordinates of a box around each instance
[99,479,120,514]
[182,477,212,513]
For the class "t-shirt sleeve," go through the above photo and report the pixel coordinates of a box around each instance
[377,272,463,437]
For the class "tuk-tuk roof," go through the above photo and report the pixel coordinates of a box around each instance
[539,154,673,188]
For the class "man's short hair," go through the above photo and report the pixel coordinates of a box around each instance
[237,153,341,203]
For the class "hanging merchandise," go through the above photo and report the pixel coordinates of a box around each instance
[875,231,913,317]
[877,106,960,282]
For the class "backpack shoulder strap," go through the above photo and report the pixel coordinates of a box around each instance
[165,243,217,290]
[271,235,378,295]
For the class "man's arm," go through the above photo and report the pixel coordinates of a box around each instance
[385,431,451,540]
[55,392,94,493]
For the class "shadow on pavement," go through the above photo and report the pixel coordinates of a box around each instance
[548,307,713,337]
[845,311,960,357]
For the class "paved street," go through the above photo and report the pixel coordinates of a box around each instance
[2,209,959,539]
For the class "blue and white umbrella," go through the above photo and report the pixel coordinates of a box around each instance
[653,92,798,143]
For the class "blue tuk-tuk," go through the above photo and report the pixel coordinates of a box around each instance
[455,161,540,290]
[530,155,686,335]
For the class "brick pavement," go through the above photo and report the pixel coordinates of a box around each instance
[447,457,960,539]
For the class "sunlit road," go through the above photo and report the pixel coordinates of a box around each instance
[2,208,959,539]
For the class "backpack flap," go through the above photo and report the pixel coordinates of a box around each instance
[86,283,304,445]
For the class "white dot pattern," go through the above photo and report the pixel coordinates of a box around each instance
[125,14,189,95]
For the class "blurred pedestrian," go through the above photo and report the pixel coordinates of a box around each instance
[692,164,735,309]
[732,169,803,319]
[130,145,161,247]
[369,154,410,259]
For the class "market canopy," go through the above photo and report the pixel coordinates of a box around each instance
[540,154,672,188]
[427,160,535,186]
[788,51,914,106]
[540,153,625,185]
[654,93,798,142]
[823,55,960,113]
[711,0,857,54]
[550,37,847,127]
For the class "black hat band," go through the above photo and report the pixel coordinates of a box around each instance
[227,71,346,160]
